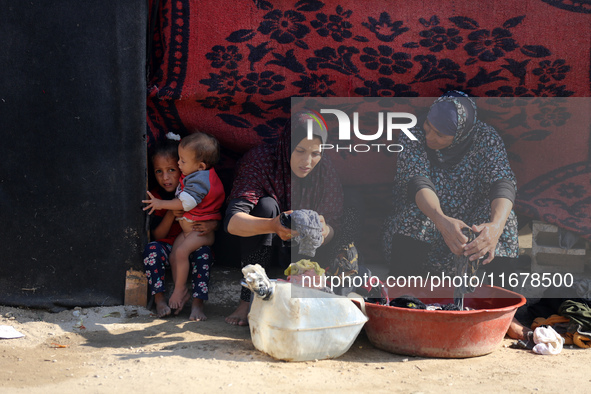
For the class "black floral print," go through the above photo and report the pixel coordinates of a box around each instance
[355,78,418,97]
[531,83,574,97]
[306,45,360,75]
[360,46,413,75]
[413,55,466,83]
[464,28,518,62]
[557,183,586,199]
[532,59,570,83]
[205,45,243,69]
[197,96,236,111]
[199,71,242,96]
[362,12,409,42]
[533,105,571,127]
[486,86,533,97]
[292,73,336,96]
[193,8,575,132]
[253,116,290,142]
[311,6,354,42]
[419,26,462,52]
[258,9,310,44]
[240,71,286,95]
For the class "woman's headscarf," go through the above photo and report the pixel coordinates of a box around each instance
[229,111,343,229]
[426,90,478,167]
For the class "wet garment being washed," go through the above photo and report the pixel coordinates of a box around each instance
[291,209,323,257]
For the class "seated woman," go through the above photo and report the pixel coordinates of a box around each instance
[383,91,529,339]
[224,111,344,326]
[384,90,519,276]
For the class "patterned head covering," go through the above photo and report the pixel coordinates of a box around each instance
[428,90,477,142]
[426,91,479,167]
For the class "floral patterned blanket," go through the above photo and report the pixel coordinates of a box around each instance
[147,0,591,241]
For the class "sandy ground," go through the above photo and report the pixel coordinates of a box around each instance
[1,302,591,394]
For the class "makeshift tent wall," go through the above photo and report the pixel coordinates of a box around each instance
[147,0,591,247]
[0,1,147,309]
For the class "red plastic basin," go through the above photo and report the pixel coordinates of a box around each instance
[362,285,526,358]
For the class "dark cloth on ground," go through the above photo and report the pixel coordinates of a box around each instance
[559,300,591,332]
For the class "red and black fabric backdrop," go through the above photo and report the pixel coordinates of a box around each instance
[147,0,591,242]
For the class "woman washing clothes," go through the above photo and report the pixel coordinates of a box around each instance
[224,111,344,326]
[383,91,528,339]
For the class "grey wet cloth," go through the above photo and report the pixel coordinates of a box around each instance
[291,209,323,257]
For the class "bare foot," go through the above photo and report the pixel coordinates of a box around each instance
[154,293,171,318]
[189,298,207,321]
[506,317,532,340]
[169,286,190,313]
[225,300,250,326]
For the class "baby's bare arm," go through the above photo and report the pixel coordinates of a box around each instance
[143,191,184,214]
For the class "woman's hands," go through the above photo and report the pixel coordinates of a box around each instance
[464,223,502,264]
[464,198,513,265]
[433,215,470,256]
[415,188,512,265]
[274,210,298,241]
[436,216,502,264]
[416,188,469,256]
